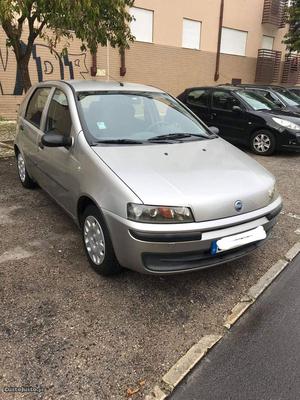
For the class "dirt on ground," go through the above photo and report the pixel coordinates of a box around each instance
[0,151,299,399]
[0,122,15,158]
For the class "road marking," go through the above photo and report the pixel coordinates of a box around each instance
[0,246,33,264]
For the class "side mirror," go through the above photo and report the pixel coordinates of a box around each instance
[209,126,219,135]
[41,133,72,148]
[232,105,243,112]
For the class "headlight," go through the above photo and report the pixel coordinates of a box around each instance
[127,203,194,223]
[272,117,300,131]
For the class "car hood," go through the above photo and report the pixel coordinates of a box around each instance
[92,138,276,222]
[262,109,300,122]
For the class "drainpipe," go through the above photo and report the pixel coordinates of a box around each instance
[120,47,126,77]
[214,0,224,81]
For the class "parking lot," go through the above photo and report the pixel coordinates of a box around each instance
[0,148,299,399]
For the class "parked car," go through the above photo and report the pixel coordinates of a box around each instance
[287,86,300,98]
[235,84,300,114]
[15,80,282,275]
[178,85,300,155]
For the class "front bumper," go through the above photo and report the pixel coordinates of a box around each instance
[278,130,300,152]
[103,197,282,275]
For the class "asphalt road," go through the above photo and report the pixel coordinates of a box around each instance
[170,254,300,400]
[0,150,299,399]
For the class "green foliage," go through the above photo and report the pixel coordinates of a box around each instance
[0,0,135,52]
[0,0,135,89]
[284,0,300,52]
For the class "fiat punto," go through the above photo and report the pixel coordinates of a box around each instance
[15,80,282,275]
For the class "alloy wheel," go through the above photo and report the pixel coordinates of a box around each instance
[253,133,271,153]
[83,216,106,265]
[17,152,26,182]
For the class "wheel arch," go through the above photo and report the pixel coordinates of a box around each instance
[77,195,102,226]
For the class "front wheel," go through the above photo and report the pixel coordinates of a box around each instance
[81,205,122,276]
[250,130,276,156]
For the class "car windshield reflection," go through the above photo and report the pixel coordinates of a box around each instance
[77,91,212,144]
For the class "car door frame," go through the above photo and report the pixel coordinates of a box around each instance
[210,89,251,144]
[33,83,82,218]
[184,87,212,126]
[18,85,53,178]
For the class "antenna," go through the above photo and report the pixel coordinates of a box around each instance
[106,73,124,87]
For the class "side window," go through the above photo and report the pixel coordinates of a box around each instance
[25,87,51,127]
[187,89,209,107]
[46,89,72,136]
[212,90,241,111]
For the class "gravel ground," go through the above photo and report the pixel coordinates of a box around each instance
[0,151,299,400]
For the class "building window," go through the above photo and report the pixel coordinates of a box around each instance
[220,27,247,56]
[262,35,274,50]
[130,7,153,43]
[182,19,201,50]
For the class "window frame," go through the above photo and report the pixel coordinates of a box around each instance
[211,89,243,112]
[182,18,202,50]
[44,88,73,137]
[130,6,154,43]
[186,88,210,108]
[220,27,248,57]
[25,87,52,129]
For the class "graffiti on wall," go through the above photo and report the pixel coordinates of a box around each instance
[0,42,89,95]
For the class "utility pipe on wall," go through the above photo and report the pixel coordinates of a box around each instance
[214,0,224,81]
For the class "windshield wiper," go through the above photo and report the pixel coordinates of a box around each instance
[147,133,205,142]
[92,139,144,145]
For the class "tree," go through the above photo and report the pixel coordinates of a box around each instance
[284,0,300,52]
[0,0,134,92]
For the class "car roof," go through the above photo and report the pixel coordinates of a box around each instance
[235,84,285,90]
[184,85,240,92]
[57,79,164,93]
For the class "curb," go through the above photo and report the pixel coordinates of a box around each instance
[144,241,300,399]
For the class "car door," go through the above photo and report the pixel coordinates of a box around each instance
[34,87,80,216]
[184,88,211,124]
[210,89,248,143]
[20,87,52,176]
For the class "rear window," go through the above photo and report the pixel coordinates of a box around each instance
[25,87,51,128]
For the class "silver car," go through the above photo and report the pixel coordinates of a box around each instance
[15,80,282,275]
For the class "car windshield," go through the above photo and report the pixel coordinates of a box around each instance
[76,91,211,144]
[236,90,279,111]
[273,88,300,107]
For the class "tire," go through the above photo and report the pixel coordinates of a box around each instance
[81,205,122,276]
[250,130,276,156]
[16,151,36,188]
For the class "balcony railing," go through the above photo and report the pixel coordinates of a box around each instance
[255,49,282,83]
[281,54,300,84]
[262,0,287,28]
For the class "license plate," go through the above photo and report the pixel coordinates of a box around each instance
[210,226,267,255]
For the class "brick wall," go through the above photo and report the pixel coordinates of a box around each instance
[1,29,259,119]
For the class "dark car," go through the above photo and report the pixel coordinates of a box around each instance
[287,86,300,98]
[178,86,300,155]
[235,84,300,114]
